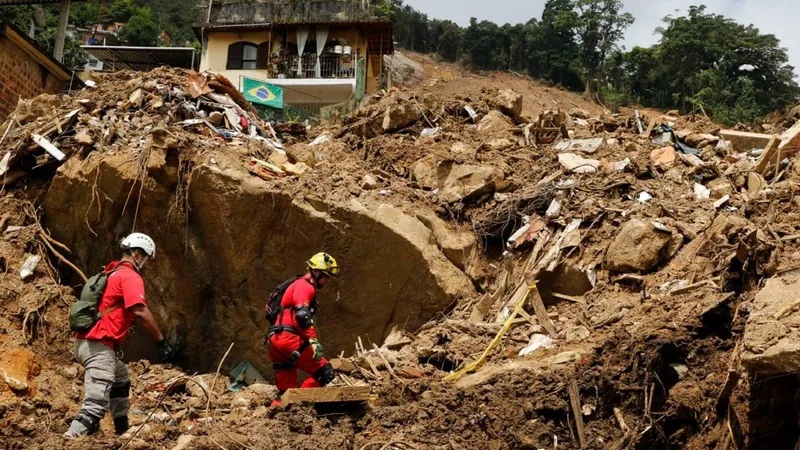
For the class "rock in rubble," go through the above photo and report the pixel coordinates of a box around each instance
[486,138,514,151]
[361,174,379,190]
[416,211,477,270]
[707,178,733,200]
[493,89,523,118]
[412,155,439,189]
[477,110,514,136]
[451,142,476,158]
[383,51,424,86]
[741,272,800,374]
[650,146,676,167]
[383,102,421,132]
[605,219,675,272]
[569,108,591,119]
[437,161,505,203]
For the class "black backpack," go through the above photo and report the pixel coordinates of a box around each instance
[265,276,299,325]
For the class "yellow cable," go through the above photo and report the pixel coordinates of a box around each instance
[443,283,536,382]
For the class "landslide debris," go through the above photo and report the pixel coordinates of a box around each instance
[1,58,800,450]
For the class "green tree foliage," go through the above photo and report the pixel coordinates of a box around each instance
[118,7,159,46]
[35,28,88,70]
[617,5,799,124]
[574,0,633,95]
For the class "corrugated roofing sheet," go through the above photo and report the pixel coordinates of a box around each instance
[81,46,197,71]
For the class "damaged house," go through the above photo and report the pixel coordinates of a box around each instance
[194,0,394,114]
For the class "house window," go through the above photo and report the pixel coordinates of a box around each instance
[227,41,265,70]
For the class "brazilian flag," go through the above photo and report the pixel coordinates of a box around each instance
[242,77,284,109]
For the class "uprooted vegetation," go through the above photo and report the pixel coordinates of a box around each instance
[1,58,800,449]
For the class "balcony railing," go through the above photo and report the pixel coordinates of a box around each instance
[268,53,356,80]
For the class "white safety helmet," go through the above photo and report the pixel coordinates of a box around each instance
[120,233,156,258]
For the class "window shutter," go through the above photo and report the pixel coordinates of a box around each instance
[227,42,244,69]
[256,42,270,70]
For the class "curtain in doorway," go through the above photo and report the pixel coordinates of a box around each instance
[296,27,309,76]
[315,26,329,78]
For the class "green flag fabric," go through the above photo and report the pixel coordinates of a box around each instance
[242,77,284,109]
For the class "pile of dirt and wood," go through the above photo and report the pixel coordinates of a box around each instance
[1,62,800,449]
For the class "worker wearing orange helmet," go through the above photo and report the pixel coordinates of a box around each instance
[265,253,339,399]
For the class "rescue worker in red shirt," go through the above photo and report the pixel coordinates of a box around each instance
[267,252,339,399]
[64,233,175,438]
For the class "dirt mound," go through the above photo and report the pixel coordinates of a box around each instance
[1,61,800,450]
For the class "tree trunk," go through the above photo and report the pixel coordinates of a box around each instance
[584,74,592,97]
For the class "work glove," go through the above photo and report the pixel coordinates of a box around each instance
[158,339,176,362]
[309,338,324,362]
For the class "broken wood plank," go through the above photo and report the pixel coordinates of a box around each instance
[755,135,779,175]
[568,379,587,449]
[530,287,557,338]
[281,386,371,405]
[469,293,495,323]
[669,280,717,296]
[551,292,585,303]
[715,370,741,416]
[644,117,656,137]
[31,134,65,161]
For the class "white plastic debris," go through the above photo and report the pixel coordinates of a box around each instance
[637,191,653,203]
[507,223,532,247]
[519,334,555,356]
[19,254,41,280]
[310,134,329,146]
[545,199,562,218]
[420,127,440,137]
[694,183,711,200]
[714,195,730,209]
[612,158,631,172]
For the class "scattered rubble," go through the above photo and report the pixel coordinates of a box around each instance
[0,55,799,450]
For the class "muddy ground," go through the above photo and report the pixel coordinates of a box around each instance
[1,53,800,449]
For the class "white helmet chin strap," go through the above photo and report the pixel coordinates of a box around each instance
[132,253,149,271]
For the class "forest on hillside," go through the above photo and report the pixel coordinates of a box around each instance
[388,0,800,124]
[1,0,798,124]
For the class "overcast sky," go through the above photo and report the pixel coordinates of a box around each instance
[402,0,800,78]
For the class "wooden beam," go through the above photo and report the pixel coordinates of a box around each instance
[281,386,371,405]
[755,135,779,175]
[568,379,587,448]
[530,287,557,337]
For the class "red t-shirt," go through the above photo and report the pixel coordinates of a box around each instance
[276,275,318,341]
[76,261,147,348]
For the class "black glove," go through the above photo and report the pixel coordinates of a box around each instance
[157,340,176,361]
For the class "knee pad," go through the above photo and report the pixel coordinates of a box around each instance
[312,363,335,386]
[110,381,131,399]
[75,410,101,434]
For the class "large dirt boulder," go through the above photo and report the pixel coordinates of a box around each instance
[741,272,800,374]
[384,51,424,86]
[493,89,523,118]
[477,110,514,136]
[437,161,504,203]
[416,212,477,271]
[43,154,474,378]
[383,102,421,132]
[605,219,674,272]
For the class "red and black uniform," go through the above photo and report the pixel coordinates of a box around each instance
[267,274,333,392]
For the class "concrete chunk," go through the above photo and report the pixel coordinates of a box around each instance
[741,273,800,374]
[719,130,773,151]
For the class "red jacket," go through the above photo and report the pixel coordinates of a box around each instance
[275,274,319,342]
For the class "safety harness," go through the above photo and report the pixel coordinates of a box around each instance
[266,277,316,368]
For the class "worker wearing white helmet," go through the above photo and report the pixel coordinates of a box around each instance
[65,232,174,438]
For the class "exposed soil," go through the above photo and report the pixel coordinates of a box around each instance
[1,53,799,450]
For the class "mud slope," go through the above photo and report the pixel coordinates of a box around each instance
[42,152,473,374]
